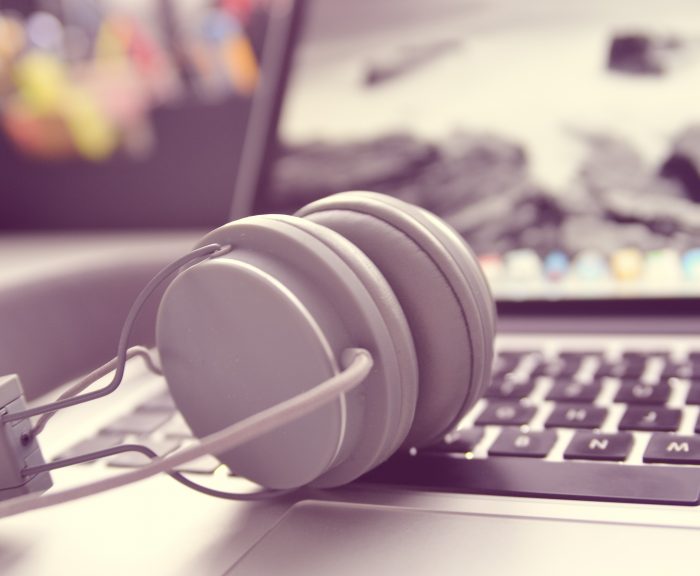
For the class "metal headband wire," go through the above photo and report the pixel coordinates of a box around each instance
[0,241,374,515]
[2,243,226,427]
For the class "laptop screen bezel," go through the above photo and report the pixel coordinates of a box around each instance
[229,0,307,221]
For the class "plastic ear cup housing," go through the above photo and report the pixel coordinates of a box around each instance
[157,191,494,489]
[156,215,418,489]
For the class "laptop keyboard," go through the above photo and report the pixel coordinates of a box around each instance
[429,348,700,461]
[57,344,700,504]
[363,345,700,505]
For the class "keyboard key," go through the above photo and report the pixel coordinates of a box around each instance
[101,411,173,436]
[688,363,700,380]
[159,412,193,438]
[617,362,647,378]
[483,380,534,400]
[56,435,123,463]
[492,354,521,377]
[662,362,700,381]
[497,350,539,360]
[564,432,633,461]
[426,427,484,453]
[475,402,536,426]
[556,356,583,377]
[685,384,700,405]
[595,361,646,379]
[593,363,618,378]
[620,355,648,367]
[137,391,177,412]
[615,382,670,405]
[557,351,605,360]
[547,381,601,403]
[621,350,671,361]
[660,361,685,378]
[107,439,180,468]
[175,454,221,474]
[488,429,556,458]
[619,407,681,431]
[644,434,700,464]
[545,404,607,429]
[491,369,516,380]
[530,357,582,379]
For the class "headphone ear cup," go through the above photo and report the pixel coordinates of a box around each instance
[263,215,419,479]
[297,191,495,448]
[158,214,418,489]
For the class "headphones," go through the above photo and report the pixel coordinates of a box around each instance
[157,191,495,490]
[0,190,495,516]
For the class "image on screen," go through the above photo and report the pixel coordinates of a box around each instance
[265,0,700,300]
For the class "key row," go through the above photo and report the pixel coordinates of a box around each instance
[497,349,700,363]
[429,428,700,464]
[486,379,700,406]
[494,351,700,381]
[475,401,690,432]
[56,434,221,474]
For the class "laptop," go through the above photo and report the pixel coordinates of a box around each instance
[3,0,700,574]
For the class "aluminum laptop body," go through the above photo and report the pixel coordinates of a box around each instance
[3,1,700,575]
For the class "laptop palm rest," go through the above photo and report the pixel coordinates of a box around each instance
[229,500,698,575]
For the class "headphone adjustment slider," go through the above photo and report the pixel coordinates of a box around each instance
[0,375,53,501]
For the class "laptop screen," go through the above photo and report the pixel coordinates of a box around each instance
[255,0,700,303]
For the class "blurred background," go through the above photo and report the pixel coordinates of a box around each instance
[0,0,287,397]
[2,0,700,301]
[0,0,268,228]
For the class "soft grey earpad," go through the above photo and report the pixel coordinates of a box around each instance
[263,215,419,468]
[297,192,495,448]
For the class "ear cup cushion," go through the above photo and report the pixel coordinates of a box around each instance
[351,192,495,410]
[264,215,419,467]
[297,192,495,447]
[412,205,496,337]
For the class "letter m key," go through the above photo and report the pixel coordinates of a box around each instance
[645,434,700,463]
[666,441,690,453]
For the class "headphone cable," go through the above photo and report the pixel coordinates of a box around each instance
[0,347,372,517]
[22,443,292,502]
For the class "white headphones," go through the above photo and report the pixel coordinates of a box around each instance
[157,191,495,489]
[0,190,495,516]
